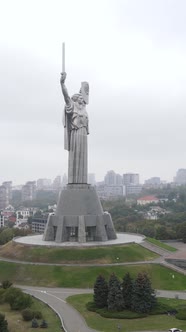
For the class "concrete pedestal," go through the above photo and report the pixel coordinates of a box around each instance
[43,184,117,243]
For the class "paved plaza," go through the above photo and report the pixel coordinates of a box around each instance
[14,232,145,247]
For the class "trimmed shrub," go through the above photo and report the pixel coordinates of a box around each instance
[176,309,186,320]
[150,302,175,315]
[86,302,146,319]
[96,308,146,319]
[86,302,97,312]
[22,308,34,321]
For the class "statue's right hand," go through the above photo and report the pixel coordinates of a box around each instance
[60,72,67,84]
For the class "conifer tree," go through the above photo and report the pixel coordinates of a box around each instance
[107,273,124,311]
[131,272,156,313]
[31,318,39,328]
[93,275,108,308]
[121,272,133,309]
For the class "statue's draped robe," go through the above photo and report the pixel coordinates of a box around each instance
[63,100,89,184]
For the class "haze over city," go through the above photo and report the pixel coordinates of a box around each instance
[1,0,186,185]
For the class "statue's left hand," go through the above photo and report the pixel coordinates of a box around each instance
[60,72,67,84]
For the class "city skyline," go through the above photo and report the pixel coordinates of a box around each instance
[1,168,186,209]
[1,0,186,184]
[1,168,184,187]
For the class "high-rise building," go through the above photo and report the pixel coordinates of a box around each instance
[123,173,141,196]
[37,178,52,190]
[53,175,61,190]
[174,169,186,185]
[96,185,125,200]
[0,181,12,209]
[123,173,139,185]
[104,170,116,185]
[145,177,161,186]
[21,181,36,201]
[116,174,123,185]
[2,181,12,201]
[0,186,8,209]
[125,184,142,196]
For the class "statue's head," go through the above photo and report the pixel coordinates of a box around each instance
[71,93,85,109]
[72,93,84,104]
[71,81,89,106]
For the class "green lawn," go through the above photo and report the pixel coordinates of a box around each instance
[146,237,177,252]
[67,294,186,332]
[0,261,185,290]
[0,242,158,263]
[0,298,62,332]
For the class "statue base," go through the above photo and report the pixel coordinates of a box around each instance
[43,184,117,243]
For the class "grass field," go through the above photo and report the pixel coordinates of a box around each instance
[146,237,177,252]
[0,241,158,263]
[0,261,185,290]
[67,294,186,332]
[0,297,62,332]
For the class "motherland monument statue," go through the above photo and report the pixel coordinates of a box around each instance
[43,44,116,243]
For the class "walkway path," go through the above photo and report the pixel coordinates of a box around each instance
[19,285,186,332]
[140,240,186,275]
[21,286,96,332]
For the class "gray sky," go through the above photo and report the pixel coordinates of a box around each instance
[1,0,186,185]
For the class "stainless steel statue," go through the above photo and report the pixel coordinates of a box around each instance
[42,45,116,243]
[60,73,89,184]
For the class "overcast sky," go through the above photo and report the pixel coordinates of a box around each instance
[1,0,186,185]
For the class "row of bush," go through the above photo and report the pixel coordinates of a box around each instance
[86,299,178,319]
[176,307,186,320]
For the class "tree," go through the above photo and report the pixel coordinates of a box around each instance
[131,272,156,313]
[121,272,133,309]
[22,308,34,321]
[0,313,9,332]
[5,287,32,310]
[155,226,169,240]
[176,223,186,243]
[0,229,14,245]
[107,273,123,311]
[93,275,108,308]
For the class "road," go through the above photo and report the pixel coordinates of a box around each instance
[18,285,186,332]
[20,285,96,332]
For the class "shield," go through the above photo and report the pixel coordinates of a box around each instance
[80,81,89,104]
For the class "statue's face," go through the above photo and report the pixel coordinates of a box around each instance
[78,95,84,105]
